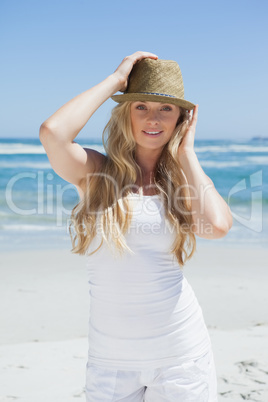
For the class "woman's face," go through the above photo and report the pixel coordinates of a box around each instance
[130,101,181,152]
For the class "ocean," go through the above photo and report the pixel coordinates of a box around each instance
[0,137,267,251]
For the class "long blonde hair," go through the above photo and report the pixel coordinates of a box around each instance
[69,101,196,267]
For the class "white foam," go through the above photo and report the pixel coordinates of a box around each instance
[0,143,105,155]
[0,224,63,232]
[245,156,268,165]
[1,142,267,155]
[0,161,52,169]
[229,144,268,153]
[195,145,268,153]
[200,155,268,167]
[0,144,45,154]
[200,160,243,168]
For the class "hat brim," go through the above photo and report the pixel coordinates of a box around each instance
[111,93,195,110]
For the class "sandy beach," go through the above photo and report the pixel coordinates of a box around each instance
[1,243,267,402]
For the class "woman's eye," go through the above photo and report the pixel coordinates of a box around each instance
[161,106,172,111]
[137,105,146,110]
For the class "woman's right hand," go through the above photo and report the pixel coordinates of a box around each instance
[113,51,158,92]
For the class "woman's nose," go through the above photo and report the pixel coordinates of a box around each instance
[146,109,160,124]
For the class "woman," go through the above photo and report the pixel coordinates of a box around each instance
[40,51,232,401]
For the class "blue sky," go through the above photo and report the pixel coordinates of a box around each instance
[1,0,267,140]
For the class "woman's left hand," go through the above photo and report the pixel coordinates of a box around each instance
[178,105,199,159]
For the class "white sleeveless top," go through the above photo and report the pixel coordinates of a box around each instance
[86,193,211,370]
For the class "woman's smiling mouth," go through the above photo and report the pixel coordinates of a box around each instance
[142,130,163,136]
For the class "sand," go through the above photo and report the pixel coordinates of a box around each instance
[1,243,267,401]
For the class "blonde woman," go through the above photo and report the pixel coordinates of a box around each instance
[40,51,232,402]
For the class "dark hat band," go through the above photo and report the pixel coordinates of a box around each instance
[138,92,176,98]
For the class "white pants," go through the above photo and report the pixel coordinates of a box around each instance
[85,349,218,401]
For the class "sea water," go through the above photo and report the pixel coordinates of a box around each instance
[0,137,267,251]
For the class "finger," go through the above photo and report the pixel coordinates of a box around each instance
[118,51,158,80]
[115,51,158,92]
[190,105,198,128]
[126,51,158,66]
[132,51,158,60]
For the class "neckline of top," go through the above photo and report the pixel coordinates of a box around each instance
[129,192,160,198]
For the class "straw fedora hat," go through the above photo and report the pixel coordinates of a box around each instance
[111,58,195,110]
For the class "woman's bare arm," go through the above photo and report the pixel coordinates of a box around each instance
[39,74,120,191]
[39,51,158,194]
[178,106,233,239]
